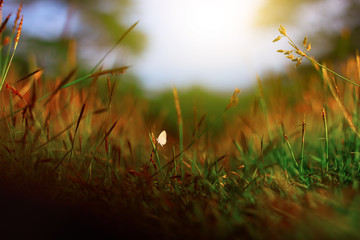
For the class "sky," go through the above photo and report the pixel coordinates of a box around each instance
[128,0,286,90]
[4,0,341,91]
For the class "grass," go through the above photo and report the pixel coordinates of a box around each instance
[2,3,360,239]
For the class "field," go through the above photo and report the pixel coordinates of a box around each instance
[2,4,360,240]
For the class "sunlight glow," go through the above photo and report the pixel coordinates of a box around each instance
[131,0,271,90]
[157,0,255,62]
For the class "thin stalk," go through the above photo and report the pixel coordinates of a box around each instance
[172,146,177,176]
[1,16,23,92]
[233,140,246,161]
[1,45,17,90]
[355,52,360,170]
[149,133,165,181]
[305,56,360,88]
[35,21,139,101]
[284,134,299,169]
[300,115,306,173]
[257,76,273,141]
[1,28,15,89]
[173,87,184,177]
[277,28,360,88]
[322,107,329,171]
[191,150,197,174]
[321,66,360,138]
[179,122,184,175]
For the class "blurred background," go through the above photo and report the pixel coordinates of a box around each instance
[5,0,360,92]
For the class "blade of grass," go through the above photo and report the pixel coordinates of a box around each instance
[32,122,75,153]
[68,102,86,163]
[43,68,77,106]
[0,14,11,35]
[149,133,165,181]
[284,133,299,170]
[300,115,306,173]
[37,22,139,102]
[173,87,184,177]
[321,66,360,138]
[322,107,329,171]
[232,139,246,161]
[14,68,42,85]
[1,15,22,91]
[98,119,118,146]
[305,56,360,88]
[257,75,272,141]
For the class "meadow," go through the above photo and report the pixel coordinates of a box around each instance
[1,3,360,239]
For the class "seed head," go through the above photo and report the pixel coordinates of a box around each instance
[226,87,241,110]
[272,36,281,42]
[303,36,308,47]
[173,87,182,124]
[296,50,306,57]
[278,25,287,35]
[306,42,312,51]
[5,83,25,101]
[13,3,22,34]
[15,15,23,44]
[286,54,294,60]
[0,14,11,35]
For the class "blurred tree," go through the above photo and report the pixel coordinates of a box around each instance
[9,0,146,76]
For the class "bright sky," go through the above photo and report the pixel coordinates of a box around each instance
[128,0,285,90]
[6,0,292,91]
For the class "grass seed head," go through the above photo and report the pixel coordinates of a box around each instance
[13,3,22,34]
[296,50,305,57]
[0,13,11,35]
[150,132,156,146]
[272,36,282,42]
[226,87,240,110]
[278,25,287,35]
[303,36,308,47]
[5,82,25,101]
[173,87,183,124]
[273,26,314,67]
[14,15,23,46]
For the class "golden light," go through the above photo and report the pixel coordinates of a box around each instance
[129,0,280,90]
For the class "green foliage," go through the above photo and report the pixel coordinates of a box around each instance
[148,86,244,136]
